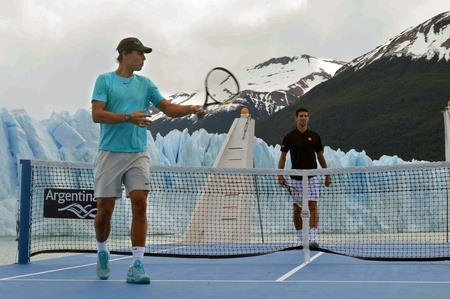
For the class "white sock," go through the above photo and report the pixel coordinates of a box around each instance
[310,228,318,241]
[131,247,145,265]
[96,240,109,252]
[297,230,303,243]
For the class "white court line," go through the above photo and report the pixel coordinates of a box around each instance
[276,252,324,282]
[2,251,322,282]
[0,246,187,282]
[0,256,130,281]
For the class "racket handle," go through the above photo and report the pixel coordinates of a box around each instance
[191,107,205,123]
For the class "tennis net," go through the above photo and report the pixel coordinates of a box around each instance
[17,159,450,262]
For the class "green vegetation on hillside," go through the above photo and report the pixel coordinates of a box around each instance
[256,57,450,161]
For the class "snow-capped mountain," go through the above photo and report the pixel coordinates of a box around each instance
[234,55,345,118]
[149,55,345,136]
[338,11,450,74]
[195,55,342,115]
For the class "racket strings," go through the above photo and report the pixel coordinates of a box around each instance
[206,69,240,103]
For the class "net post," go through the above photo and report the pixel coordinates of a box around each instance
[443,103,450,242]
[444,103,450,161]
[18,159,32,264]
[301,175,310,263]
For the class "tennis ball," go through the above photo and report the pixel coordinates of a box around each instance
[241,107,249,114]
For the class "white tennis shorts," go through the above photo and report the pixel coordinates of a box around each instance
[94,150,150,198]
[290,176,320,203]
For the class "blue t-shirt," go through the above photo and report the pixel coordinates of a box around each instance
[92,71,164,152]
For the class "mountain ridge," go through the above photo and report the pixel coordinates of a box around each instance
[256,55,450,161]
[338,11,450,73]
[149,54,345,136]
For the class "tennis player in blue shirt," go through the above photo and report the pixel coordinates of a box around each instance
[91,37,205,284]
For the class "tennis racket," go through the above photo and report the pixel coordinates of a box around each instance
[283,182,302,208]
[192,67,240,122]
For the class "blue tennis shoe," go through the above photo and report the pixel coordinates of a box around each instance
[96,250,110,280]
[126,259,150,284]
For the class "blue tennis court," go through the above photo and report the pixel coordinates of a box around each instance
[1,250,450,299]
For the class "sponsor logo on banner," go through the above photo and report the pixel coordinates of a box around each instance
[44,188,97,219]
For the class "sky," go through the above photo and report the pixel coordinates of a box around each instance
[0,0,449,120]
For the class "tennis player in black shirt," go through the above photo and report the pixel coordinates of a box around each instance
[278,107,331,247]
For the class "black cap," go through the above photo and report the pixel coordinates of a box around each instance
[116,37,152,54]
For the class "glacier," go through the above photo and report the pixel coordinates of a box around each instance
[0,108,419,236]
